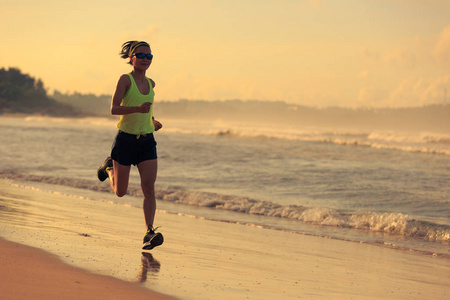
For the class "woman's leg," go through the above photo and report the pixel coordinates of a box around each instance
[107,160,131,197]
[137,159,158,229]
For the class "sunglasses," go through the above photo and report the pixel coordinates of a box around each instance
[134,52,154,60]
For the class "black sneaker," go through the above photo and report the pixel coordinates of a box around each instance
[97,157,112,182]
[142,227,164,250]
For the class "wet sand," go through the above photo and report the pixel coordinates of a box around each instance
[0,179,449,299]
[0,238,176,300]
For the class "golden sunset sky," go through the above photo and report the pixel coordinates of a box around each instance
[1,0,449,107]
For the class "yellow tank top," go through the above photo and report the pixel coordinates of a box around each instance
[117,73,155,135]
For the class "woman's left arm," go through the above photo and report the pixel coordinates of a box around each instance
[149,78,162,131]
[153,118,163,131]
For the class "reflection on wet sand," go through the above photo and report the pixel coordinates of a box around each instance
[138,252,161,283]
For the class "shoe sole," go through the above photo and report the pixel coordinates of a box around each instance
[142,233,164,250]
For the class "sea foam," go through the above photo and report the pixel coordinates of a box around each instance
[3,173,448,242]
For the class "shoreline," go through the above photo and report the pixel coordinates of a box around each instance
[1,178,449,299]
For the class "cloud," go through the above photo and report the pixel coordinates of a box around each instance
[432,25,450,66]
[357,86,389,107]
[383,47,416,68]
[361,34,427,71]
[387,76,449,107]
[358,70,369,80]
[357,76,449,107]
[118,24,161,42]
[360,46,415,68]
[360,46,381,64]
[139,24,161,36]
[308,0,323,8]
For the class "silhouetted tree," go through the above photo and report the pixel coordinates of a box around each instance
[0,67,78,115]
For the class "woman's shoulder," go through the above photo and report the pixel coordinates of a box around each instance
[119,73,132,82]
[147,78,156,88]
[117,73,132,88]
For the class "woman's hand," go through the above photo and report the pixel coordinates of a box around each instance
[153,118,163,131]
[138,102,152,113]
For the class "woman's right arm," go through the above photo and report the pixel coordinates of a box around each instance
[110,75,151,115]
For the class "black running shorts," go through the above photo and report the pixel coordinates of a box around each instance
[111,131,157,166]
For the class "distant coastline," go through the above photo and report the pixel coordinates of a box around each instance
[3,99,449,134]
[1,67,449,133]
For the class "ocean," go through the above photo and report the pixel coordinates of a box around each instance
[1,114,449,258]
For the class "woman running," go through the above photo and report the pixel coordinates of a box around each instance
[97,41,163,250]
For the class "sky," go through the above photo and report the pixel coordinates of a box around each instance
[1,0,450,108]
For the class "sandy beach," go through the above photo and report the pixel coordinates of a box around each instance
[0,238,177,300]
[0,178,449,299]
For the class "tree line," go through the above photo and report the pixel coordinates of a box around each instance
[0,67,78,115]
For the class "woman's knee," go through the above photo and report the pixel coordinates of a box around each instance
[111,161,131,197]
[116,191,126,197]
[115,188,127,197]
[141,182,155,197]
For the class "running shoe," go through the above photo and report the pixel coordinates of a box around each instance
[97,157,112,182]
[142,226,164,250]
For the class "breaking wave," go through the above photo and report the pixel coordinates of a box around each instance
[19,116,450,156]
[157,186,450,242]
[2,173,449,243]
[163,122,450,156]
